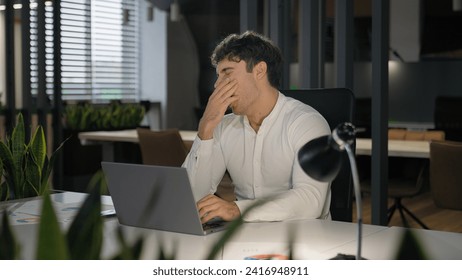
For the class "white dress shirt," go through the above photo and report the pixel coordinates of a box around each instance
[182,92,332,222]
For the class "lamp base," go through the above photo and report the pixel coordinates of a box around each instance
[330,253,367,260]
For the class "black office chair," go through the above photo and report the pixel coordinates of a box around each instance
[386,130,445,229]
[434,96,462,141]
[282,88,355,222]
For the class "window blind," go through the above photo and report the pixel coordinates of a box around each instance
[30,0,139,102]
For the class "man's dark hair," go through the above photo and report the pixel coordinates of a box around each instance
[210,31,283,89]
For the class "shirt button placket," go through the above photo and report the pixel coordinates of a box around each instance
[253,132,263,197]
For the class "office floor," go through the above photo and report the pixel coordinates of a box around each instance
[353,190,462,233]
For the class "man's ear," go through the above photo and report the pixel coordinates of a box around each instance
[254,61,267,80]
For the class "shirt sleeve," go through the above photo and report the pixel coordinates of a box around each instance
[182,135,227,202]
[234,159,331,222]
[234,112,332,222]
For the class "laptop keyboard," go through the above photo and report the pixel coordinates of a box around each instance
[202,221,224,231]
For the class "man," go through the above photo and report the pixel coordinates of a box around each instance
[182,31,331,223]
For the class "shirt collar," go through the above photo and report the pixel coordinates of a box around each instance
[243,91,286,131]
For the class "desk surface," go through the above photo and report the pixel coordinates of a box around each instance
[78,129,197,144]
[79,129,430,159]
[320,226,462,260]
[356,138,430,158]
[4,192,462,260]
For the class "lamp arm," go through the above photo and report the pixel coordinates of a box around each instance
[345,143,362,260]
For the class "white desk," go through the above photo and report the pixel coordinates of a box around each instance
[388,121,435,130]
[5,192,462,260]
[78,130,431,161]
[78,129,197,161]
[320,226,462,260]
[356,138,430,158]
[6,195,386,260]
[221,219,388,260]
[104,219,388,260]
[78,129,197,144]
[1,192,115,259]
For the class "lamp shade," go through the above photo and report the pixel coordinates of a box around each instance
[298,123,356,182]
[298,135,343,182]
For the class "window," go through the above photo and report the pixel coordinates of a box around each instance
[29,0,139,102]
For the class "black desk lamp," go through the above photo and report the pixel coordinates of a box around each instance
[298,122,363,260]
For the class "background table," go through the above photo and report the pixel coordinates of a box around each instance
[79,129,197,144]
[79,130,431,162]
[78,129,197,161]
[355,138,430,158]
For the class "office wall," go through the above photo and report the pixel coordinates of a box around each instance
[0,12,25,109]
[390,0,421,62]
[139,1,168,129]
[166,18,200,130]
[139,2,200,130]
[292,60,462,123]
[386,61,462,122]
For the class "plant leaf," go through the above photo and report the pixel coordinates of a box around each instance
[66,185,103,259]
[394,229,428,260]
[111,227,144,260]
[0,158,4,199]
[36,192,69,259]
[0,157,3,182]
[24,151,41,198]
[40,136,69,194]
[0,141,18,199]
[0,210,20,259]
[29,126,47,171]
[10,114,26,197]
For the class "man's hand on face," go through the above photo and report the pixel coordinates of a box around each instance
[198,78,238,140]
[197,194,241,223]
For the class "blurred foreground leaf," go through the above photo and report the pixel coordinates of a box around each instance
[0,211,20,259]
[395,229,427,260]
[36,192,69,259]
[66,186,103,259]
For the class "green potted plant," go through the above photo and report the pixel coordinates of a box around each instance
[62,101,146,192]
[63,100,145,131]
[0,113,65,201]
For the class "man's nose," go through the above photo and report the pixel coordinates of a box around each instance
[213,76,225,88]
[214,76,225,88]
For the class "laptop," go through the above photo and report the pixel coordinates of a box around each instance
[101,161,229,235]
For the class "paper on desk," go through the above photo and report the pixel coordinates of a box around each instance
[6,199,84,225]
[1,192,115,226]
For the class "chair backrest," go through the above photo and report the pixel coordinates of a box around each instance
[136,128,188,167]
[354,97,372,138]
[429,140,462,211]
[282,88,355,222]
[434,96,462,141]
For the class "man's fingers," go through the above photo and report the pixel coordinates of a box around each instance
[211,79,237,100]
[197,194,215,205]
[197,195,217,213]
[197,194,241,223]
[197,195,222,223]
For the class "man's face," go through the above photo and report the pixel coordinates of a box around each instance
[215,59,259,115]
